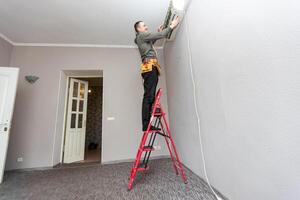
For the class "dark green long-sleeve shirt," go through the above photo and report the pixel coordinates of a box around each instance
[134,27,172,61]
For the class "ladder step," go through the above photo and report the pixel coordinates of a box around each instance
[137,163,149,171]
[154,112,164,116]
[143,146,154,152]
[137,167,149,172]
[145,126,161,133]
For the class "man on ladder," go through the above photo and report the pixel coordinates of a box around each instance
[128,17,187,190]
[134,17,180,131]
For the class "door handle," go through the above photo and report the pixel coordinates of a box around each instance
[0,122,10,132]
[0,126,9,132]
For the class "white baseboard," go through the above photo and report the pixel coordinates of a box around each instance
[102,155,171,165]
[6,155,171,172]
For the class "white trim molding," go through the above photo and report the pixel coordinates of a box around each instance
[0,32,14,45]
[13,43,164,49]
[0,32,164,49]
[13,43,138,48]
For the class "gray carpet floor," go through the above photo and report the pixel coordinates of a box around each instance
[0,159,227,200]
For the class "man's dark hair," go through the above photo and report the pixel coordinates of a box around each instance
[134,21,142,33]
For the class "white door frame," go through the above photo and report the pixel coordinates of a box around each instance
[60,74,103,164]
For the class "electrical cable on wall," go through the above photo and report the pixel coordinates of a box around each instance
[183,8,223,200]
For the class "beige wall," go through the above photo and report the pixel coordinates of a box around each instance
[0,36,13,66]
[6,46,169,170]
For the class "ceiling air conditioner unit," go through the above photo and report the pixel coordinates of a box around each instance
[163,0,185,42]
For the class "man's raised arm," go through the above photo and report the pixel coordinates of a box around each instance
[140,16,180,42]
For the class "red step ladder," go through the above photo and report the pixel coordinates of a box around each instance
[128,88,187,190]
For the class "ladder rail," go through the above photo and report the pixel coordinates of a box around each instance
[163,132,179,175]
[129,130,149,183]
[161,110,188,183]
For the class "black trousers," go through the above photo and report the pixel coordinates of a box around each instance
[142,67,159,131]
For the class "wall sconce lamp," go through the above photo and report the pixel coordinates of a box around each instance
[25,75,39,84]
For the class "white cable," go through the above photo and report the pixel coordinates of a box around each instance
[184,11,223,200]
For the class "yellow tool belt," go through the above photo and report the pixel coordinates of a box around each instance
[140,58,161,74]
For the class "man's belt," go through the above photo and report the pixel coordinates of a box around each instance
[142,57,157,63]
[140,58,161,74]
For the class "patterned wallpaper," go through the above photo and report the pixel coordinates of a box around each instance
[85,86,103,149]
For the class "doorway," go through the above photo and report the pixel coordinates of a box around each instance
[81,77,103,163]
[62,76,103,164]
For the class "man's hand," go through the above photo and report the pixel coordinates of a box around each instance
[170,16,180,29]
[157,24,164,32]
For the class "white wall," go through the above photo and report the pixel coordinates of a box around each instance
[164,0,300,200]
[6,46,170,170]
[0,36,13,66]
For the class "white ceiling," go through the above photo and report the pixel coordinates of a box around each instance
[0,0,170,47]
